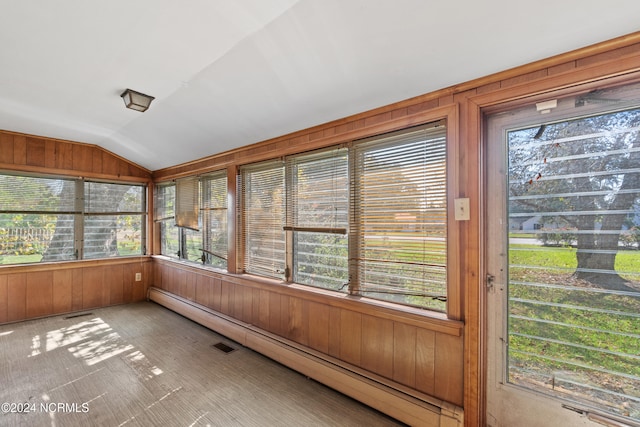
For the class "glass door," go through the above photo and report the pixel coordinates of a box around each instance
[485,81,640,427]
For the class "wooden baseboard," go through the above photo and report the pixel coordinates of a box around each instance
[148,287,464,427]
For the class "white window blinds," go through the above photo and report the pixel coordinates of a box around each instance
[154,183,179,258]
[239,160,286,279]
[235,121,449,310]
[175,176,200,230]
[201,171,228,268]
[0,174,78,263]
[84,181,146,259]
[155,183,175,222]
[351,121,447,310]
[0,174,147,264]
[286,148,349,289]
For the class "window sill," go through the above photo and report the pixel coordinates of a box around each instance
[0,255,152,274]
[151,255,228,275]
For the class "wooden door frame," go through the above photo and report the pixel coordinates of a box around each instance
[462,59,640,426]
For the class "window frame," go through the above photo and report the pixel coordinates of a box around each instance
[154,181,179,259]
[484,80,640,427]
[285,146,350,290]
[154,171,229,270]
[238,159,286,280]
[82,179,147,260]
[200,171,229,269]
[349,121,449,312]
[237,105,460,315]
[0,171,148,264]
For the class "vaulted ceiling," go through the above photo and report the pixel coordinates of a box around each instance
[1,1,639,171]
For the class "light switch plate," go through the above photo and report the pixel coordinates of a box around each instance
[454,198,470,221]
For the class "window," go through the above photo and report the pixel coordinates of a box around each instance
[352,122,447,311]
[83,181,146,259]
[286,148,349,289]
[155,183,179,259]
[154,172,228,269]
[239,120,448,310]
[201,172,228,269]
[175,175,203,263]
[239,160,286,279]
[0,173,146,264]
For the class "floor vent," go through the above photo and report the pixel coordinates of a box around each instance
[213,342,236,354]
[64,312,94,319]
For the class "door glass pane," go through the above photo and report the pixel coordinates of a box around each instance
[507,106,640,421]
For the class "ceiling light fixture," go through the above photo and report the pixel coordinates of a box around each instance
[120,89,155,112]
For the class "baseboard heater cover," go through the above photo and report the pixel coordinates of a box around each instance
[148,287,464,427]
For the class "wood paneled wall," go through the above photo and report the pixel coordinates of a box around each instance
[153,258,464,407]
[0,130,150,181]
[0,131,153,324]
[0,258,152,324]
[150,33,640,427]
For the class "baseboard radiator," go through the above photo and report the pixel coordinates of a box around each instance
[148,287,464,427]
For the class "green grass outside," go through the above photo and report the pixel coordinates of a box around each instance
[0,241,142,265]
[0,254,43,264]
[510,244,640,276]
[509,232,536,238]
[507,243,640,413]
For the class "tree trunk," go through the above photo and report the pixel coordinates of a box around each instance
[574,216,634,291]
[42,181,76,262]
[42,182,130,261]
[573,136,640,292]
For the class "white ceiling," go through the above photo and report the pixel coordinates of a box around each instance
[1,1,639,171]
